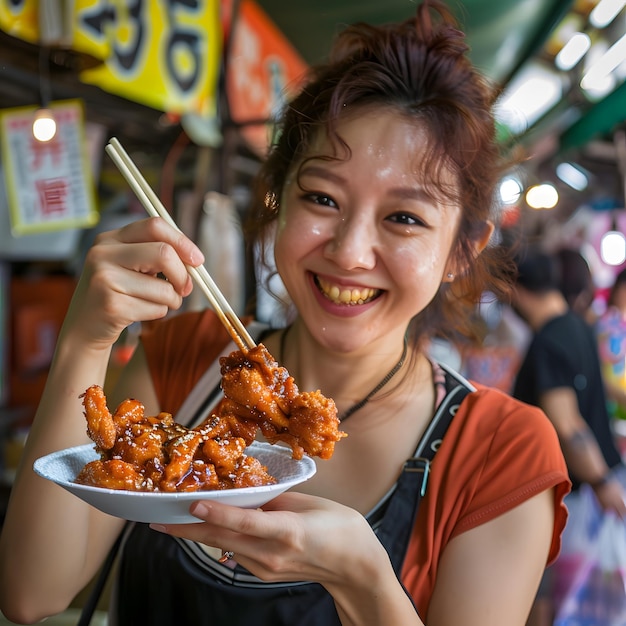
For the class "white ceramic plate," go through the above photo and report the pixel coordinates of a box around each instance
[34,441,316,524]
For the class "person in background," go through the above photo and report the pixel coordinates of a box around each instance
[597,267,626,423]
[511,249,626,626]
[0,3,569,625]
[555,248,597,324]
[512,250,623,501]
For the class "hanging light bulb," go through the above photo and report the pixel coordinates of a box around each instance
[32,43,57,142]
[555,32,591,71]
[499,175,523,204]
[32,107,57,142]
[603,132,626,266]
[600,214,626,266]
[556,162,589,191]
[589,0,626,29]
[525,183,559,209]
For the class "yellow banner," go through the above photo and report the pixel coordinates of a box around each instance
[0,0,41,43]
[78,0,221,117]
[0,0,221,118]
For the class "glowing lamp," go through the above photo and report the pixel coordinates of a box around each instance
[32,108,57,142]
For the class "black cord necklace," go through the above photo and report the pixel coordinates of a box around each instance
[280,327,408,421]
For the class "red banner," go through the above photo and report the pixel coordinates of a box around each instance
[226,0,308,155]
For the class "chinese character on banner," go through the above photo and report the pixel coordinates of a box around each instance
[0,99,98,235]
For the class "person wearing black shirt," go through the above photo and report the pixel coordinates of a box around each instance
[512,250,624,505]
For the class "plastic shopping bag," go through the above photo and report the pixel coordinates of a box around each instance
[554,508,626,626]
[552,486,603,613]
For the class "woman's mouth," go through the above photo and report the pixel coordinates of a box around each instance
[315,276,381,305]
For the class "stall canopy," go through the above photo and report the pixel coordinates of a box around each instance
[256,0,573,85]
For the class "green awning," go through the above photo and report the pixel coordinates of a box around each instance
[560,81,626,152]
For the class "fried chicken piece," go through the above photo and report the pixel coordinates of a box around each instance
[202,437,247,478]
[221,414,259,445]
[81,385,151,455]
[220,347,294,428]
[76,459,146,491]
[160,431,205,492]
[220,344,346,460]
[229,456,278,489]
[175,460,220,492]
[214,401,261,443]
[82,385,117,451]
[289,392,343,460]
[112,398,146,429]
[194,413,257,444]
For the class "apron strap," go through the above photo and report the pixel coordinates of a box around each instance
[377,375,473,574]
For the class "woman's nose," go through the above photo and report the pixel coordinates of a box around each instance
[324,217,377,270]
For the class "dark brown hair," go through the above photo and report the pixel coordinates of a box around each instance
[246,0,513,341]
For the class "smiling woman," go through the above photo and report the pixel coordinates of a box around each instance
[0,2,569,626]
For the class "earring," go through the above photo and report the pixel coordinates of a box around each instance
[264,191,279,212]
[447,272,454,280]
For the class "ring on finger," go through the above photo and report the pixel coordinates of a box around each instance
[218,550,235,563]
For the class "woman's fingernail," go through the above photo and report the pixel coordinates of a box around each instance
[191,501,211,517]
[190,249,205,266]
[150,524,168,533]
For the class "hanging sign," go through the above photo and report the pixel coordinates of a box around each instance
[0,0,221,118]
[78,0,222,118]
[226,0,308,155]
[0,100,98,235]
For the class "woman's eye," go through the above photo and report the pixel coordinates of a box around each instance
[388,212,427,227]
[305,193,337,208]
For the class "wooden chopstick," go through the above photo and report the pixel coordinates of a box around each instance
[105,137,256,353]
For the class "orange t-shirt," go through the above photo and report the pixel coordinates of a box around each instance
[141,310,570,618]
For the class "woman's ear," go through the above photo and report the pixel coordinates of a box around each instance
[473,220,495,256]
[442,221,494,283]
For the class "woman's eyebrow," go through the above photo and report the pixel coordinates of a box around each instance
[387,186,435,203]
[299,165,346,184]
[300,164,437,205]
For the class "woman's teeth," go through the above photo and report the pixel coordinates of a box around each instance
[316,277,379,305]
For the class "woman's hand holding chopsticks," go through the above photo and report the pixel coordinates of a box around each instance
[106,138,255,352]
[65,216,205,349]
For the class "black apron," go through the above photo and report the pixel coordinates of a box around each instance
[113,361,473,626]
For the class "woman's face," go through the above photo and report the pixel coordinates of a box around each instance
[273,108,463,353]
